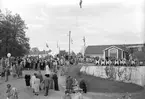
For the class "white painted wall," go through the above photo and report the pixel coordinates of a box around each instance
[80,66,145,86]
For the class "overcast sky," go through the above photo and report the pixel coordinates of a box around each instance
[1,0,144,54]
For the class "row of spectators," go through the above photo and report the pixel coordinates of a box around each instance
[94,59,144,66]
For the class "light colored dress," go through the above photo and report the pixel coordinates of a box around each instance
[11,87,18,99]
[31,75,36,89]
[45,65,51,74]
[33,78,40,93]
[6,88,13,99]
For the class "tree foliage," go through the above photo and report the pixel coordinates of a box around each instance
[0,9,30,57]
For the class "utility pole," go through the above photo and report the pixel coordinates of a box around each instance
[83,36,86,56]
[69,31,71,56]
[83,36,86,62]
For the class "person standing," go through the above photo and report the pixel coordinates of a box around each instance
[18,62,23,78]
[11,87,18,99]
[37,70,43,90]
[52,72,59,91]
[42,74,51,96]
[5,58,11,82]
[37,60,40,70]
[66,76,73,93]
[5,66,9,82]
[15,62,19,78]
[30,73,37,93]
[6,84,12,99]
[33,75,40,96]
[24,74,31,87]
[37,70,43,83]
[49,73,54,90]
[45,65,51,75]
[11,63,15,78]
[79,79,87,93]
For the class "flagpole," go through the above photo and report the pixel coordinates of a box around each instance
[69,31,71,56]
[83,36,86,62]
[57,41,60,54]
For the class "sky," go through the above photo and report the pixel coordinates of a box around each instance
[0,0,145,54]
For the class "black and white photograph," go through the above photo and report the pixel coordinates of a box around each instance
[0,0,145,99]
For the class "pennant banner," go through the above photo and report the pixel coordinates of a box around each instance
[46,43,49,48]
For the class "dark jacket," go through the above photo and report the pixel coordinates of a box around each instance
[43,77,51,87]
[37,73,43,83]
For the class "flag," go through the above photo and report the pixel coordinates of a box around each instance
[83,36,85,43]
[57,41,59,48]
[46,43,49,48]
[79,0,82,8]
[83,36,86,47]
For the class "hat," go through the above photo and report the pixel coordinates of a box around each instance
[45,74,50,77]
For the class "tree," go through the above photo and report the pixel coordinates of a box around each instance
[0,9,30,57]
[31,47,40,53]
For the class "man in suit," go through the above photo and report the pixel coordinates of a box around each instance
[37,70,43,90]
[42,74,51,96]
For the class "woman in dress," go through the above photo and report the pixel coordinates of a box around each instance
[52,72,59,91]
[25,74,31,87]
[49,72,54,90]
[11,63,17,78]
[45,65,51,75]
[33,75,40,95]
[30,73,37,92]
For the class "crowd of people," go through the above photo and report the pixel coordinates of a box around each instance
[4,60,60,99]
[0,55,88,99]
[25,70,59,96]
[65,76,87,94]
[94,58,144,66]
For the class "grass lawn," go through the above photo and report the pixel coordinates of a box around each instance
[67,65,144,93]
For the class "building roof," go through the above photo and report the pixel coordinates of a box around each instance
[85,43,143,55]
[133,51,145,61]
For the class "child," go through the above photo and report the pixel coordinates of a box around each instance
[11,87,18,99]
[73,88,83,99]
[6,84,12,99]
